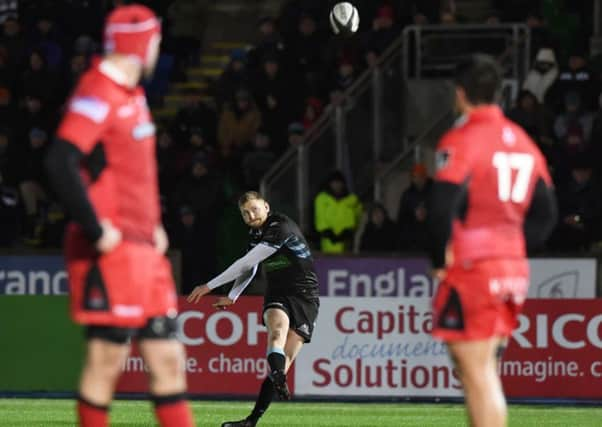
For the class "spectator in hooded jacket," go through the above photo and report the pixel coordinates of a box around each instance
[548,49,600,113]
[522,48,558,104]
[314,171,363,253]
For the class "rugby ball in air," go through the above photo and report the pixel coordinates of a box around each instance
[330,2,360,35]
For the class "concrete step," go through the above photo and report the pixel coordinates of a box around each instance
[163,94,213,110]
[172,81,208,91]
[187,67,223,78]
[201,54,230,66]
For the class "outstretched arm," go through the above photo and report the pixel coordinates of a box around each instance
[187,243,276,303]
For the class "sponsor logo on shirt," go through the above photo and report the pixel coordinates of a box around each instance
[69,96,110,123]
[132,122,156,140]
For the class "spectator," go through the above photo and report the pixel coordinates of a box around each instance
[173,88,217,145]
[548,50,599,113]
[216,48,250,108]
[589,93,602,157]
[553,91,593,143]
[302,96,323,130]
[0,1,18,24]
[21,50,57,106]
[360,203,397,253]
[167,0,206,67]
[493,0,540,22]
[286,12,323,89]
[397,163,432,252]
[287,121,304,147]
[175,153,224,215]
[16,93,51,142]
[549,155,602,252]
[1,15,25,69]
[176,125,217,178]
[507,90,554,146]
[363,5,398,57]
[401,0,442,25]
[329,57,356,106]
[59,53,87,101]
[0,128,19,247]
[218,88,262,151]
[0,46,16,121]
[247,16,286,74]
[522,48,558,104]
[0,127,15,184]
[31,15,64,70]
[156,128,179,197]
[171,205,208,294]
[252,51,296,145]
[314,170,363,253]
[17,127,49,245]
[174,154,224,288]
[242,129,276,190]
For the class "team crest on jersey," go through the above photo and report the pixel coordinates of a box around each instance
[435,149,451,171]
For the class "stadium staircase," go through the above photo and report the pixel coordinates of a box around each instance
[152,0,284,123]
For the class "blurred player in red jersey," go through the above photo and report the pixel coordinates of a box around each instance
[428,55,557,427]
[45,5,194,427]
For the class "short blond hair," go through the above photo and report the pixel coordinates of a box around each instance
[238,191,266,207]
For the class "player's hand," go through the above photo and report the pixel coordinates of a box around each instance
[431,268,446,281]
[187,284,211,304]
[154,225,169,254]
[96,219,122,254]
[212,297,234,310]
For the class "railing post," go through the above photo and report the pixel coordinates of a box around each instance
[403,28,410,79]
[511,24,519,81]
[296,142,309,233]
[372,66,383,164]
[372,66,383,202]
[415,26,422,79]
[334,104,346,170]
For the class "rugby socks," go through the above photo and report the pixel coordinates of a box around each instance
[77,396,109,427]
[151,393,194,427]
[248,377,275,423]
[267,347,286,373]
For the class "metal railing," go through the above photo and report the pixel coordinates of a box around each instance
[261,23,531,233]
[403,23,531,82]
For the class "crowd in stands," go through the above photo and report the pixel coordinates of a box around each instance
[1,0,601,293]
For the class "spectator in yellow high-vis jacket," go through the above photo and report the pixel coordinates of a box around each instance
[314,171,363,253]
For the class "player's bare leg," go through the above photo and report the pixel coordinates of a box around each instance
[448,337,506,427]
[283,329,304,373]
[78,339,131,426]
[263,308,291,400]
[139,339,194,427]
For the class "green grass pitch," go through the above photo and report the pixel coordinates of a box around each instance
[1,399,601,426]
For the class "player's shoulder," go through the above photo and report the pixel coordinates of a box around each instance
[266,212,290,229]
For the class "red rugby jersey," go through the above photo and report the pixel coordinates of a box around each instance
[57,60,159,243]
[434,105,552,262]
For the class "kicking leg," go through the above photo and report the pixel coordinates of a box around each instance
[224,324,307,427]
[448,337,506,427]
[78,336,131,427]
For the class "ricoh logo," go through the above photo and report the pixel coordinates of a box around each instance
[0,269,68,295]
[513,313,602,349]
[177,310,267,347]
